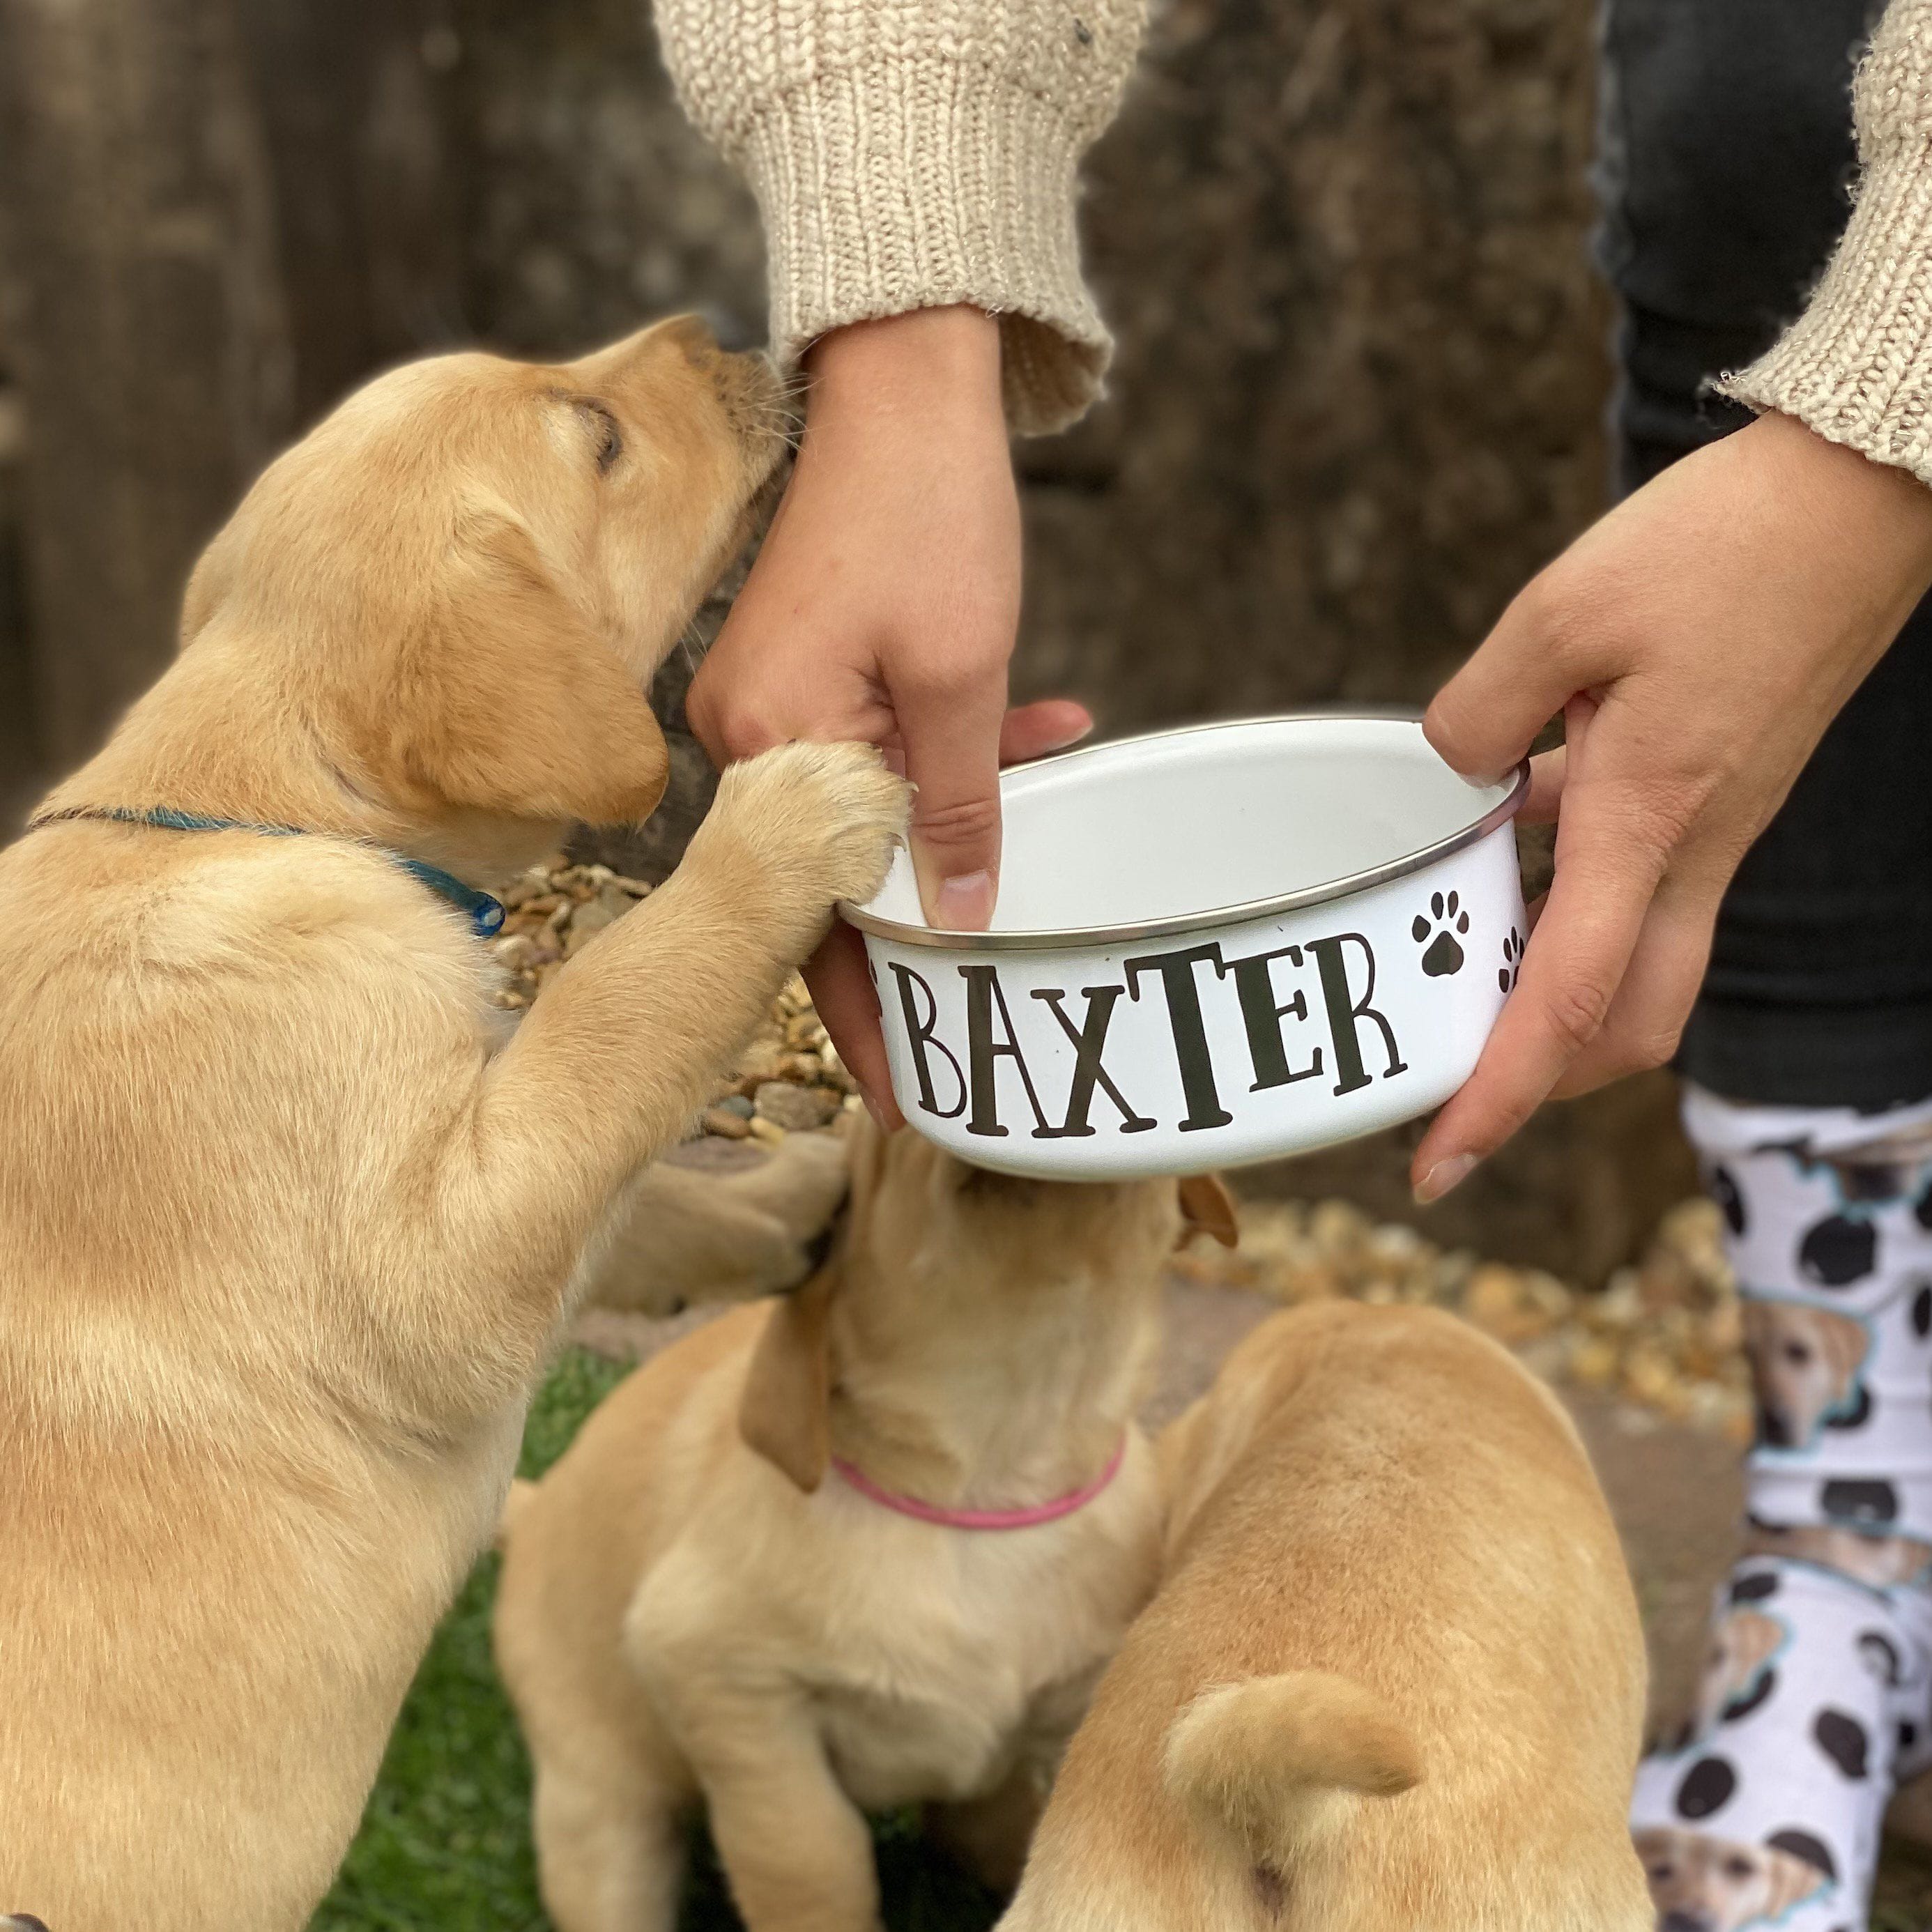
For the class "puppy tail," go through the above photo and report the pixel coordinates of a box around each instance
[1163,1672,1422,1866]
[496,1477,539,1551]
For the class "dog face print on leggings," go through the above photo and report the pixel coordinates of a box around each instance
[1634,1827,1831,1932]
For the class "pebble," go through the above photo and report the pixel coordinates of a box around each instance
[490,933,539,974]
[565,887,633,954]
[1181,1182,1750,1437]
[700,1105,751,1140]
[753,1080,836,1132]
[746,1115,787,1147]
[735,1038,785,1085]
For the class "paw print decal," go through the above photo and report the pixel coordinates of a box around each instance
[1498,926,1523,994]
[1412,891,1469,978]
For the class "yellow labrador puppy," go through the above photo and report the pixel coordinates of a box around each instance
[493,1119,1237,1932]
[0,317,906,1932]
[999,1301,1650,1932]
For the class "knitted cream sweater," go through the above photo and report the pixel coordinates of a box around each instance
[653,0,1145,434]
[1722,0,1932,483]
[660,0,1932,483]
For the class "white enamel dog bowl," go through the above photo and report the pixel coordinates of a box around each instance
[841,713,1528,1180]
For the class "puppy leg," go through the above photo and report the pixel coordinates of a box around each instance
[686,1705,880,1932]
[414,744,904,1397]
[530,1754,687,1932]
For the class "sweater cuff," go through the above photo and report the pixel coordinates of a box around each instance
[739,55,1110,437]
[1719,82,1932,483]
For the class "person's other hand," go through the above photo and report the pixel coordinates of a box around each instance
[687,306,1089,1124]
[1413,411,1932,1202]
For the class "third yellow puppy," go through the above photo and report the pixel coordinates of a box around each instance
[999,1299,1650,1931]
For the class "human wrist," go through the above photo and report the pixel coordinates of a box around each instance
[1756,413,1932,629]
[804,309,1006,434]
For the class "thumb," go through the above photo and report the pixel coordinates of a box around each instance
[898,676,1007,930]
[1425,578,1582,781]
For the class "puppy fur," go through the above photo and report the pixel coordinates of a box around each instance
[493,1119,1238,1932]
[0,316,906,1932]
[999,1301,1651,1932]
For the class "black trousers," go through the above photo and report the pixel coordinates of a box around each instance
[1599,0,1932,1109]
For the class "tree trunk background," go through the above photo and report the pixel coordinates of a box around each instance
[0,0,1697,1276]
[0,0,291,766]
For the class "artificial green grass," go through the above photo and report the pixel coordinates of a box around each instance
[312,1347,1000,1932]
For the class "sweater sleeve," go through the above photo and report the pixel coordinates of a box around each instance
[1720,0,1932,483]
[653,0,1146,435]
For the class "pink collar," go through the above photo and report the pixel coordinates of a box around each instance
[829,1436,1128,1531]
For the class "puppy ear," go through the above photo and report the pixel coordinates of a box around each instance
[1177,1174,1239,1249]
[385,502,669,825]
[739,1265,838,1493]
[1763,1845,1828,1915]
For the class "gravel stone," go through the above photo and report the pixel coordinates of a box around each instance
[753,1080,836,1131]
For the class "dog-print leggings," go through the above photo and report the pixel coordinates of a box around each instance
[1628,1095,1932,1931]
[1598,6,1932,1920]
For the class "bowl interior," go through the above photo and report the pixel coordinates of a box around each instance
[857,715,1515,937]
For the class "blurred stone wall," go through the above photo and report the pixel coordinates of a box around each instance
[0,0,1697,1274]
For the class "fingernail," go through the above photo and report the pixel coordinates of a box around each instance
[1413,1153,1478,1206]
[933,870,995,931]
[860,1087,889,1132]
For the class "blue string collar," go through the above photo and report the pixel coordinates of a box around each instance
[31,805,505,938]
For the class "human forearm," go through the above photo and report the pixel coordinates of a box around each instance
[653,0,1147,433]
[1415,412,1932,1199]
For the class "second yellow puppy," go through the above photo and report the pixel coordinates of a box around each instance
[495,1119,1236,1932]
[999,1300,1651,1932]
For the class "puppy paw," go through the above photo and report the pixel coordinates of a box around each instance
[707,741,910,914]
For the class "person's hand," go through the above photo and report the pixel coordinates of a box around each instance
[687,306,1090,1123]
[1413,411,1932,1202]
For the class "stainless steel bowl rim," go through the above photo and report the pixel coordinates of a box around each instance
[837,711,1533,953]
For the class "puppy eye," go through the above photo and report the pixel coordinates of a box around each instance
[578,401,623,474]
